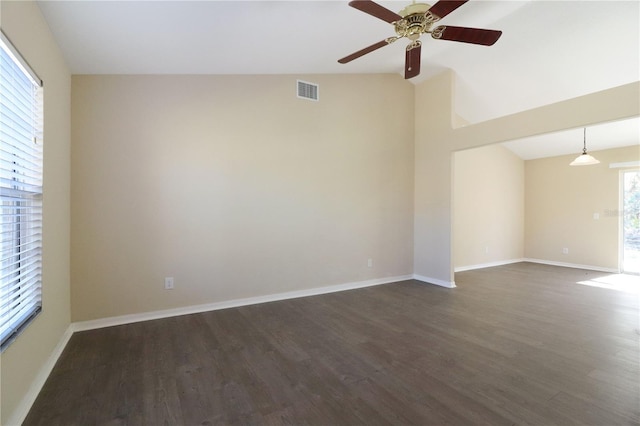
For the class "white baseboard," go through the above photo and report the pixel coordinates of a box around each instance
[73,274,414,332]
[412,274,456,288]
[7,324,74,426]
[523,258,619,274]
[454,258,618,274]
[454,258,525,272]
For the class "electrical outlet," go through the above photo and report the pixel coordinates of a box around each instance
[164,277,174,290]
[367,258,373,268]
[562,248,569,255]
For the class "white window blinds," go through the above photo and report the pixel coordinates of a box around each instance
[0,31,43,351]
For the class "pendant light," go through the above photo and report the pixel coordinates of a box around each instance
[570,128,600,166]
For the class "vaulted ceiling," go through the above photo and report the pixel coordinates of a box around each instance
[37,0,640,159]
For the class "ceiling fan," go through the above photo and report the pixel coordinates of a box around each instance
[338,0,503,79]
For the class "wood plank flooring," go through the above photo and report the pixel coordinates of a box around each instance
[24,262,640,425]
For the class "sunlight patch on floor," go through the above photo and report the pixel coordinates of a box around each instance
[577,273,640,293]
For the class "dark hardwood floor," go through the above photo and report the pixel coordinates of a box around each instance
[24,262,640,425]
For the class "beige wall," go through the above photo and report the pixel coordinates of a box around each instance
[0,1,71,424]
[71,74,415,321]
[414,72,456,285]
[414,71,639,285]
[452,141,638,273]
[453,145,524,269]
[525,145,639,270]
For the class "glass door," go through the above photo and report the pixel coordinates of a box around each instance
[622,170,640,274]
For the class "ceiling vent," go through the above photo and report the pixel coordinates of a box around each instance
[297,80,319,101]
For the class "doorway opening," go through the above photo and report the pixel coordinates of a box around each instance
[622,170,640,274]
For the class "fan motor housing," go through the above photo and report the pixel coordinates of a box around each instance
[398,3,431,17]
[394,3,438,40]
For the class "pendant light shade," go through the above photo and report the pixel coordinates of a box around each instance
[570,128,600,166]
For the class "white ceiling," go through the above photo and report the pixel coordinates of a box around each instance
[502,117,640,161]
[36,0,640,159]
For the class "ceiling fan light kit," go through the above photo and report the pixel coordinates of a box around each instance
[338,0,503,79]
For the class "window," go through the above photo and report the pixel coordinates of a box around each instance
[0,31,43,351]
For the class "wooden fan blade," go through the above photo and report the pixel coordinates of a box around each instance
[428,0,468,19]
[348,0,402,23]
[338,39,392,64]
[432,25,502,46]
[404,44,421,79]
